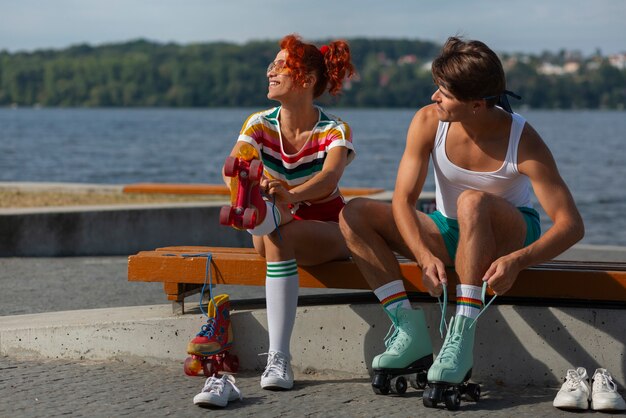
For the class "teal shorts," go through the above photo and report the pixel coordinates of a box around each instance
[427,207,541,264]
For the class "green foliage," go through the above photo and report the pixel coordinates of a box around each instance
[0,38,624,109]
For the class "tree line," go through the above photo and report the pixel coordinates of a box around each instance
[0,38,624,109]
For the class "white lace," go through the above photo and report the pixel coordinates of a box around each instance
[201,377,221,393]
[261,351,289,378]
[201,375,242,399]
[564,368,587,391]
[593,369,618,393]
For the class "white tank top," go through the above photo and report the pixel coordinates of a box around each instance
[432,112,532,219]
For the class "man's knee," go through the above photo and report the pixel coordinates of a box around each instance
[339,197,374,237]
[456,190,491,224]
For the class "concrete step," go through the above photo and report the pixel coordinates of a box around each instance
[1,301,623,387]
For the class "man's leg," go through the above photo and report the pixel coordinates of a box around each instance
[340,198,450,392]
[426,191,528,402]
[455,190,527,287]
[339,198,451,288]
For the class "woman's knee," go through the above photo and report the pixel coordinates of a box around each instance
[252,236,266,258]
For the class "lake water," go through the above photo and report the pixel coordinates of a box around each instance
[1,107,625,246]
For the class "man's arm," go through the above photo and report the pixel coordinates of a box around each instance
[515,124,585,265]
[392,105,447,294]
[483,123,584,292]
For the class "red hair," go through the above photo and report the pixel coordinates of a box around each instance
[279,34,355,98]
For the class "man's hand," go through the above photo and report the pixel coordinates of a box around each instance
[418,254,448,297]
[482,254,522,295]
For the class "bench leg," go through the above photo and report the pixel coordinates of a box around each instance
[164,283,205,315]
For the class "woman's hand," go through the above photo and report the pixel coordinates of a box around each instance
[261,178,296,204]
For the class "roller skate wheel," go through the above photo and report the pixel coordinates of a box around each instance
[390,376,408,395]
[464,383,481,402]
[249,159,263,181]
[222,353,240,373]
[242,207,257,229]
[410,372,428,389]
[183,357,202,376]
[219,206,234,226]
[202,358,219,377]
[371,373,390,395]
[422,387,437,408]
[223,156,238,177]
[444,389,461,411]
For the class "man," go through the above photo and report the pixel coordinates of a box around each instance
[339,37,584,404]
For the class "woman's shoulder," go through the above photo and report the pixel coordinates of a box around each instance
[317,107,350,128]
[244,106,281,126]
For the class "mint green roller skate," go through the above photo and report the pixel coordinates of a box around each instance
[423,283,494,410]
[371,306,433,395]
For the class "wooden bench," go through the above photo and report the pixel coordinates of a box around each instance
[123,183,385,197]
[128,246,626,314]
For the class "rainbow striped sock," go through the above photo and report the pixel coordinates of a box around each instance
[456,284,483,319]
[374,280,411,312]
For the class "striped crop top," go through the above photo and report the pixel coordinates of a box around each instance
[237,106,355,187]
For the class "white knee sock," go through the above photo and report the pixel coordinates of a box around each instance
[265,259,299,357]
[455,284,483,319]
[374,279,412,312]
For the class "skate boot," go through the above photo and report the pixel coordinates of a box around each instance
[423,314,481,410]
[371,306,434,395]
[184,294,240,377]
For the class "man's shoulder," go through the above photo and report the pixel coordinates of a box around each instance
[407,104,440,138]
[415,103,439,119]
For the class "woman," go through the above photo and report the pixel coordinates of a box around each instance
[225,34,355,390]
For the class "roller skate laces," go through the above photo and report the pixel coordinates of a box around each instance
[553,367,590,410]
[260,351,294,390]
[193,374,242,407]
[591,368,626,411]
[436,281,497,338]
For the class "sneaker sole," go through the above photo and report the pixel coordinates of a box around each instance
[261,380,294,391]
[193,398,228,408]
[553,400,589,410]
[591,399,626,411]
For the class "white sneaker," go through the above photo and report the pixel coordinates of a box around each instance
[193,374,242,407]
[591,368,626,411]
[553,367,590,410]
[260,351,294,390]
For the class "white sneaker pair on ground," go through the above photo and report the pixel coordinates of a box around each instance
[193,374,242,408]
[260,350,294,390]
[553,367,626,411]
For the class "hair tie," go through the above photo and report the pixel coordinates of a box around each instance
[320,45,329,55]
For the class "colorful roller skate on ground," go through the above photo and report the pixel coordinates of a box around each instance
[220,143,267,230]
[184,293,240,377]
[370,306,433,395]
[423,283,494,410]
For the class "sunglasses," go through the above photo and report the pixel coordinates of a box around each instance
[267,59,289,75]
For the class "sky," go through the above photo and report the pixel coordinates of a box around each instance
[1,0,625,56]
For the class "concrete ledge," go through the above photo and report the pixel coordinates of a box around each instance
[1,302,623,386]
[0,202,250,256]
[0,186,435,256]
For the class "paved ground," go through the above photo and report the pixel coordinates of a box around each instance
[1,356,608,418]
[0,256,363,316]
[1,254,625,417]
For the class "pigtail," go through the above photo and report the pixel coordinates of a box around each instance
[321,41,355,96]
